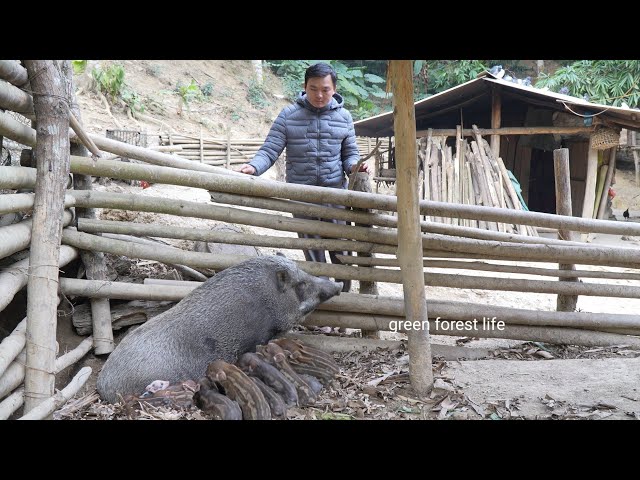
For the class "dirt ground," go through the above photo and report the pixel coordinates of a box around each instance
[5,61,640,420]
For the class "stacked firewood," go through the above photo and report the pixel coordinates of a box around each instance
[419,126,538,236]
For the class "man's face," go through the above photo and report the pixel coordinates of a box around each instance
[304,75,336,109]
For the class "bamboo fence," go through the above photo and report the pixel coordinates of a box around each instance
[1,59,640,418]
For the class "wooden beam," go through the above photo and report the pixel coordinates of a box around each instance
[490,85,501,158]
[416,126,595,137]
[389,60,433,395]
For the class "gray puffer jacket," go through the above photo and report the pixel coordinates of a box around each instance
[248,92,360,188]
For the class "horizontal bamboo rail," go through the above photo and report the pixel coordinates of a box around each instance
[55,280,640,347]
[59,230,640,298]
[60,155,640,236]
[77,218,398,255]
[336,256,640,281]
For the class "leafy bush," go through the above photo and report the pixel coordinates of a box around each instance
[90,63,146,112]
[72,60,87,75]
[414,60,487,100]
[92,63,126,101]
[175,79,203,114]
[201,82,214,97]
[266,60,388,119]
[535,60,640,107]
[247,79,271,109]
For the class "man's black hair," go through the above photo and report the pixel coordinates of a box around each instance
[305,62,337,87]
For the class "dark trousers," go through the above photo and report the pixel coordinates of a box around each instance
[293,203,351,293]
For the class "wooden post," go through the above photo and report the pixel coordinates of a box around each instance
[554,148,578,312]
[63,61,114,356]
[388,60,433,395]
[350,171,379,338]
[22,61,71,414]
[490,85,501,159]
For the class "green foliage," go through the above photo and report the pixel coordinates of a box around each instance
[201,82,214,97]
[247,79,271,109]
[175,79,203,113]
[92,63,125,101]
[72,60,87,75]
[414,60,488,100]
[91,63,145,112]
[266,60,389,119]
[535,60,640,107]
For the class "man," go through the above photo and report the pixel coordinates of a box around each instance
[238,62,369,292]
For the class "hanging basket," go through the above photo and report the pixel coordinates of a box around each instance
[590,127,620,150]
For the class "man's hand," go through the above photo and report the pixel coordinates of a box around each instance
[351,162,370,174]
[237,164,256,175]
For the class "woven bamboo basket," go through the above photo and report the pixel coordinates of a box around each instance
[590,127,620,150]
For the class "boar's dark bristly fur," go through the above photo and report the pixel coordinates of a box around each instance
[96,256,342,403]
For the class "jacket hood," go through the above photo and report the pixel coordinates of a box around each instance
[297,91,344,112]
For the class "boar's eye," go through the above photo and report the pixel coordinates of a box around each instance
[294,282,307,301]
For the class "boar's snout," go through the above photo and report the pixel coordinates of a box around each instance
[319,280,342,302]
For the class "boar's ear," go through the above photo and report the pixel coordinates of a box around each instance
[275,268,291,292]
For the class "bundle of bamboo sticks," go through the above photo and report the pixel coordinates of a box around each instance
[419,126,537,236]
[159,133,285,167]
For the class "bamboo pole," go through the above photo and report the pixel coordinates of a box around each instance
[64,60,114,356]
[0,166,37,190]
[597,148,616,219]
[593,163,608,219]
[582,147,599,220]
[0,387,24,420]
[336,255,640,280]
[0,60,29,87]
[77,217,398,255]
[66,189,640,269]
[0,335,93,404]
[59,280,640,333]
[23,153,640,237]
[304,311,640,348]
[0,107,234,177]
[209,191,402,228]
[554,148,579,312]
[0,319,26,378]
[0,246,78,314]
[0,211,72,261]
[19,366,92,420]
[0,78,34,118]
[22,60,72,414]
[70,190,400,246]
[58,242,640,296]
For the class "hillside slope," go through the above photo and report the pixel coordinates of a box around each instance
[75,60,290,141]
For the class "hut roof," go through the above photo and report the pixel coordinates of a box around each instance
[354,72,640,137]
